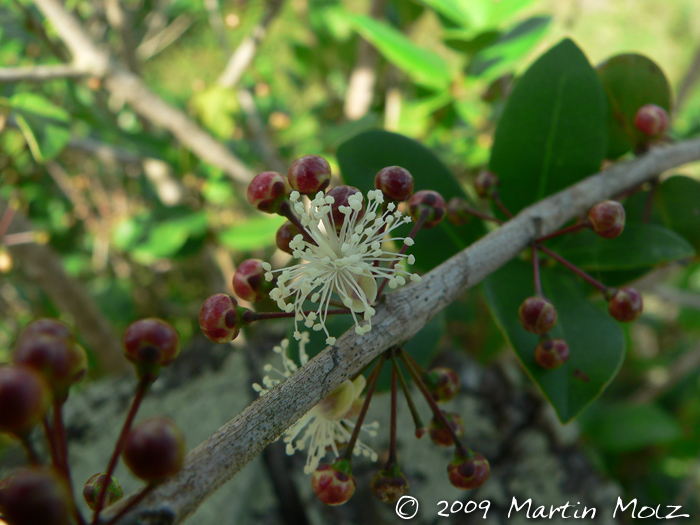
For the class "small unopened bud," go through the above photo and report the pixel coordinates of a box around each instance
[534,338,570,370]
[588,200,625,239]
[429,412,465,447]
[446,197,472,226]
[327,186,364,231]
[608,287,643,322]
[447,450,490,490]
[408,190,446,229]
[633,104,669,138]
[17,318,74,344]
[0,366,51,435]
[474,170,499,198]
[123,417,186,482]
[276,222,301,254]
[0,467,72,525]
[199,294,241,343]
[233,259,268,302]
[311,459,355,506]
[83,473,123,510]
[424,367,460,403]
[518,296,557,335]
[288,155,332,195]
[370,464,409,503]
[123,319,180,378]
[374,166,414,202]
[246,171,291,213]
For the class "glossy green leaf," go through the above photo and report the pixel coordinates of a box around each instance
[132,211,208,263]
[656,175,700,252]
[597,54,672,159]
[346,14,452,90]
[482,259,625,423]
[219,214,285,252]
[488,39,607,215]
[555,224,695,271]
[9,93,71,163]
[336,130,485,272]
[580,403,682,452]
[423,0,535,31]
[8,93,70,121]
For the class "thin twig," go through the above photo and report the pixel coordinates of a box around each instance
[0,63,90,82]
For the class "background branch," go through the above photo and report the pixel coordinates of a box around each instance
[0,63,91,82]
[102,137,700,524]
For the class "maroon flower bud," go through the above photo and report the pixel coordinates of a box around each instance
[633,104,669,138]
[276,222,301,254]
[17,318,74,345]
[326,185,364,231]
[429,412,465,447]
[311,459,355,506]
[424,367,460,403]
[0,366,51,435]
[374,166,414,202]
[588,200,625,239]
[474,170,500,198]
[608,287,643,322]
[518,296,557,335]
[199,294,241,343]
[0,467,72,525]
[233,259,268,302]
[83,473,123,511]
[408,190,446,229]
[123,416,186,482]
[123,319,180,378]
[447,450,490,490]
[534,338,570,370]
[13,334,87,399]
[370,463,410,503]
[446,197,472,226]
[288,155,331,195]
[246,171,292,214]
[415,427,426,439]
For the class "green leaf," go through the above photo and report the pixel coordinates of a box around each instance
[555,223,695,271]
[8,93,70,121]
[189,85,238,140]
[219,214,285,252]
[656,175,700,252]
[488,39,607,215]
[580,402,682,452]
[597,54,672,159]
[9,93,71,163]
[482,259,625,423]
[132,211,208,263]
[336,130,485,272]
[346,14,452,90]
[423,0,535,31]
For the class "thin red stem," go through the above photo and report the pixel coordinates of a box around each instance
[536,221,590,243]
[19,434,41,465]
[103,484,157,525]
[42,415,60,468]
[279,200,316,246]
[491,191,513,219]
[388,360,398,465]
[532,243,543,297]
[91,376,153,524]
[537,243,609,294]
[53,399,87,525]
[242,308,350,323]
[642,180,658,224]
[391,353,424,438]
[460,205,503,224]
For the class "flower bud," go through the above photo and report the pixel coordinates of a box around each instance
[276,222,301,254]
[311,459,355,506]
[446,197,472,226]
[474,170,499,198]
[199,294,241,343]
[0,467,72,525]
[588,200,625,239]
[326,186,364,231]
[429,412,465,447]
[17,318,74,345]
[233,259,268,303]
[374,166,414,202]
[288,155,331,195]
[534,338,570,370]
[123,318,180,378]
[246,171,291,213]
[0,366,51,435]
[518,296,557,335]
[123,417,186,482]
[633,104,669,138]
[447,450,490,490]
[608,287,643,322]
[370,464,409,503]
[424,367,460,403]
[408,190,446,229]
[83,473,123,511]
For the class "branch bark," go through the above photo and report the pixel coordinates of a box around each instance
[102,136,700,524]
[0,63,91,82]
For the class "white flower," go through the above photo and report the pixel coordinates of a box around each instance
[263,189,421,345]
[253,333,379,474]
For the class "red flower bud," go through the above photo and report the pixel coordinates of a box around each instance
[123,417,186,482]
[0,366,51,435]
[0,468,72,525]
[534,338,570,370]
[83,473,123,510]
[446,197,472,226]
[429,412,465,447]
[518,296,557,335]
[288,155,332,195]
[608,287,643,322]
[311,459,355,506]
[370,464,410,503]
[233,259,267,302]
[633,104,669,138]
[424,367,460,403]
[199,294,241,343]
[276,222,301,254]
[247,171,291,213]
[474,170,500,198]
[123,319,180,378]
[447,450,490,490]
[588,200,625,239]
[326,186,364,231]
[408,190,446,229]
[374,166,414,202]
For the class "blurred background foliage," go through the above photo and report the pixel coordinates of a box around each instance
[1,0,700,517]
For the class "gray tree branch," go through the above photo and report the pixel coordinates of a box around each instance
[102,137,700,524]
[0,63,90,82]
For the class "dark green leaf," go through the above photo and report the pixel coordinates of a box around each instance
[483,259,625,423]
[488,39,607,215]
[656,175,700,252]
[219,215,285,252]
